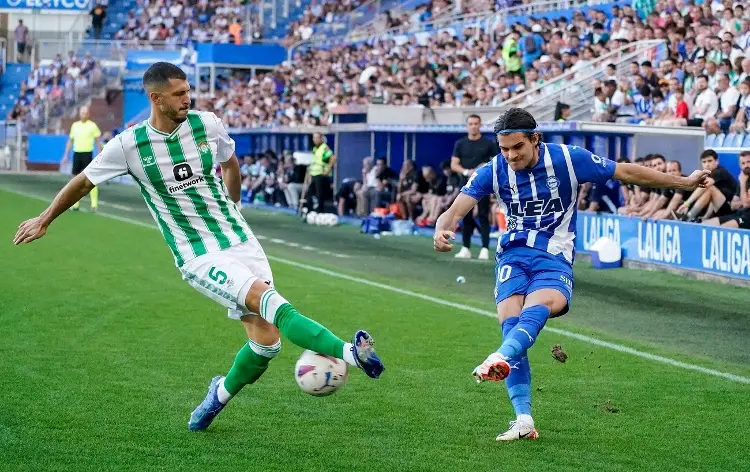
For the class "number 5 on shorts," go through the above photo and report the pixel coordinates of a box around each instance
[498,265,512,283]
[208,266,228,285]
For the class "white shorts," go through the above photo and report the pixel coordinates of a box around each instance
[179,239,274,320]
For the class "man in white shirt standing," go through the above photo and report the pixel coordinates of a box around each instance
[703,74,740,134]
[687,75,719,127]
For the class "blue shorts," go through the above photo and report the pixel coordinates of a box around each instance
[494,245,574,317]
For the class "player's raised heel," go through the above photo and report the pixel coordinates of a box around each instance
[496,420,540,441]
[352,330,384,379]
[472,352,511,383]
[188,376,226,431]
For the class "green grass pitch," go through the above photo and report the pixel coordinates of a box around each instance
[1,174,749,471]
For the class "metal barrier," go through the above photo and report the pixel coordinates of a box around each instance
[0,121,25,172]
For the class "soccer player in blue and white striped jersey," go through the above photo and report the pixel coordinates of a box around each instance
[433,108,709,441]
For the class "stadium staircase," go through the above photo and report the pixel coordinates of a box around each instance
[491,40,668,122]
[0,63,31,118]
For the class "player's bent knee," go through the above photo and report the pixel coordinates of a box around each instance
[524,289,568,315]
[241,313,280,346]
[243,280,290,325]
[496,295,524,322]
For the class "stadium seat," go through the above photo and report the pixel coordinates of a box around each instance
[725,133,743,148]
[705,134,717,147]
[743,135,750,148]
[713,134,726,147]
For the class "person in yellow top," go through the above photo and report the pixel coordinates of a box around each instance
[61,106,103,211]
[306,132,336,213]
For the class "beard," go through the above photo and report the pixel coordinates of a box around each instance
[161,104,188,123]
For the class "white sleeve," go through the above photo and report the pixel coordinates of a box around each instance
[83,136,128,185]
[212,112,235,163]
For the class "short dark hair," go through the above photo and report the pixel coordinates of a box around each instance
[668,160,682,171]
[142,62,187,90]
[641,60,652,67]
[651,154,666,163]
[440,159,452,170]
[466,114,481,122]
[700,149,718,161]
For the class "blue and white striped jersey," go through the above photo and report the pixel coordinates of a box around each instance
[460,142,616,262]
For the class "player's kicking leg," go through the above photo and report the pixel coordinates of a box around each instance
[186,249,384,431]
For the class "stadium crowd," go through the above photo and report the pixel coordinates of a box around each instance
[6,52,105,133]
[188,0,750,131]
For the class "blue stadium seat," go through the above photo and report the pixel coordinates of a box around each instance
[705,134,717,147]
[743,135,750,147]
[713,133,726,147]
[724,133,739,147]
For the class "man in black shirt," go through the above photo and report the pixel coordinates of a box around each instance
[704,151,750,229]
[676,150,738,222]
[450,114,500,260]
[415,165,446,226]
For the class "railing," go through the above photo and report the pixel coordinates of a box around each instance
[290,0,616,57]
[0,121,24,172]
[491,40,667,121]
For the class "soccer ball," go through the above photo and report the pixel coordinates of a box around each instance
[306,211,318,225]
[294,350,348,396]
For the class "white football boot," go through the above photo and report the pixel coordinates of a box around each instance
[496,418,540,441]
[472,352,511,383]
[478,248,490,260]
[455,247,472,259]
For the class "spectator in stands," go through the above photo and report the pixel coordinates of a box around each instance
[704,151,750,229]
[652,86,690,126]
[15,20,29,63]
[676,150,738,223]
[704,74,740,134]
[629,155,669,218]
[729,78,750,134]
[554,102,571,122]
[687,75,719,127]
[90,3,107,40]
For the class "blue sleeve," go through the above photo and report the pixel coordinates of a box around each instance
[460,161,494,200]
[568,145,616,185]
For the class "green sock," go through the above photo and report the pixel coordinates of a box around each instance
[273,303,345,359]
[223,339,280,396]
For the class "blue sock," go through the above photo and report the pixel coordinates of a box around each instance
[500,317,532,417]
[497,305,550,360]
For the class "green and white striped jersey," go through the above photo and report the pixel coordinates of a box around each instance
[83,110,252,267]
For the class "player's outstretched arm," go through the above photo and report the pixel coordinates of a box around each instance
[13,173,95,245]
[613,163,710,190]
[434,193,478,252]
[219,154,242,203]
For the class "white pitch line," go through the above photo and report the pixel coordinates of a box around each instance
[3,186,749,384]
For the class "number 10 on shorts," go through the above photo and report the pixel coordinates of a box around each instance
[497,265,512,283]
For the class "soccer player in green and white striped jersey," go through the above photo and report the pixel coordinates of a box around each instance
[13,62,385,431]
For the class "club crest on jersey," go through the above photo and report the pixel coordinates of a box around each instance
[546,176,560,190]
[197,141,210,154]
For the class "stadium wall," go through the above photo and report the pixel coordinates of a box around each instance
[577,212,750,282]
